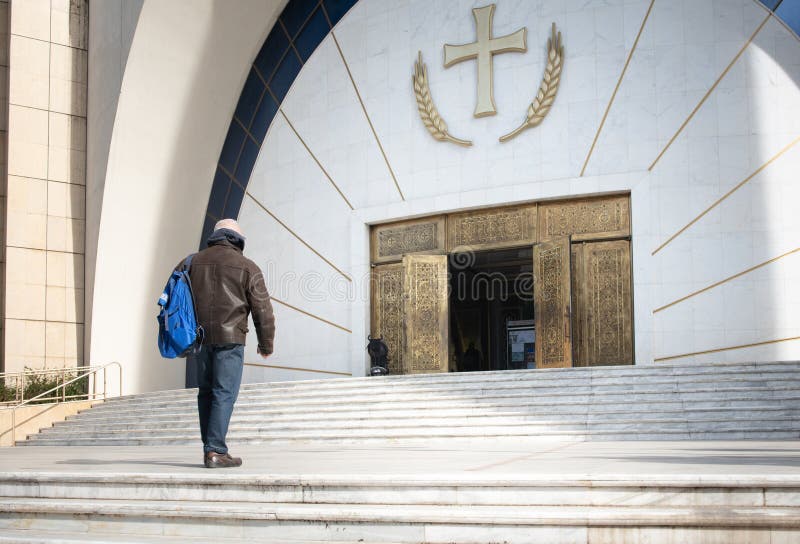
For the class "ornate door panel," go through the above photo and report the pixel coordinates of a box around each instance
[447,205,537,252]
[371,216,446,264]
[570,244,586,366]
[575,240,633,366]
[533,237,573,368]
[403,255,449,374]
[371,264,405,374]
[538,195,630,243]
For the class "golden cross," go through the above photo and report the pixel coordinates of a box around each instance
[444,4,527,118]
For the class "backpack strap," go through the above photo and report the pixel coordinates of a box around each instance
[182,254,194,271]
[181,253,204,353]
[181,254,198,313]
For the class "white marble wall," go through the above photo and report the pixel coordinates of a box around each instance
[239,0,800,382]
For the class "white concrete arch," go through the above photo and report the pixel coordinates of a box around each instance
[89,0,287,394]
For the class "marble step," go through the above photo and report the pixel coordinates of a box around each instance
[36,412,800,436]
[86,377,800,405]
[93,383,800,415]
[39,413,800,438]
[2,498,799,539]
[2,495,798,543]
[97,374,800,411]
[1,528,796,544]
[39,420,800,443]
[0,528,296,544]
[20,428,800,447]
[53,407,800,432]
[67,391,800,424]
[3,472,798,507]
[61,405,800,435]
[101,372,800,406]
[0,532,361,544]
[108,361,800,402]
[71,387,800,420]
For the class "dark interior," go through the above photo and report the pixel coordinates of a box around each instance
[449,247,534,372]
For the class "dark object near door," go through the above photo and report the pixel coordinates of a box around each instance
[367,336,389,375]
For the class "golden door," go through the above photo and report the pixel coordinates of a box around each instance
[533,236,573,368]
[403,254,450,374]
[371,263,405,374]
[571,240,633,366]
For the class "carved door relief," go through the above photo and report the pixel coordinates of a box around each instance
[371,264,405,374]
[570,244,585,367]
[533,236,573,369]
[539,195,630,242]
[403,255,450,374]
[571,240,633,366]
[371,216,446,264]
[447,205,537,252]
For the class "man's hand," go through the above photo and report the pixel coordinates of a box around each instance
[258,348,270,360]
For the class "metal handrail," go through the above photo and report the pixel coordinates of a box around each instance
[0,365,117,405]
[9,362,122,445]
[0,366,107,378]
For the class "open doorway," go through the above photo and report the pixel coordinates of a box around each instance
[369,195,633,375]
[449,247,534,372]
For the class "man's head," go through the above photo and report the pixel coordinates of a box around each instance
[207,218,246,250]
[214,219,244,238]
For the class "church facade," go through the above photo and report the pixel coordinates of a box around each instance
[3,0,800,394]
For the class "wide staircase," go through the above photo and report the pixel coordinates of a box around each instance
[2,360,800,543]
[21,360,800,445]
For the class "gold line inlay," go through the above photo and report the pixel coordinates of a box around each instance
[648,13,772,171]
[331,31,406,201]
[245,192,353,282]
[655,336,800,362]
[651,135,800,255]
[654,247,800,313]
[244,362,351,376]
[271,296,352,333]
[279,110,355,210]
[233,116,261,148]
[580,0,655,177]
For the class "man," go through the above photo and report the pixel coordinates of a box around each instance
[181,218,275,468]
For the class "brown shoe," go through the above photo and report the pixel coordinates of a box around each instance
[204,451,243,468]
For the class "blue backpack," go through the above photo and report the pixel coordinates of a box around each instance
[157,255,204,358]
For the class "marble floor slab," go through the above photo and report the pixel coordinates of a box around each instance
[1,439,799,481]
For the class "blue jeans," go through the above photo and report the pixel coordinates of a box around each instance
[191,344,244,454]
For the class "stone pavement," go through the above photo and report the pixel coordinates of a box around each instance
[2,439,799,479]
[2,439,800,542]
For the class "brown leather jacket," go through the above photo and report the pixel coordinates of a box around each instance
[177,232,275,354]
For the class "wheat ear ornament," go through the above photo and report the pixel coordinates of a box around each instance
[499,23,563,142]
[413,52,472,147]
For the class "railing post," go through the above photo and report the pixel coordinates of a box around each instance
[103,369,107,401]
[61,372,66,402]
[20,373,24,403]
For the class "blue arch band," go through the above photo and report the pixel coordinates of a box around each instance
[200,0,359,248]
[760,0,800,35]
